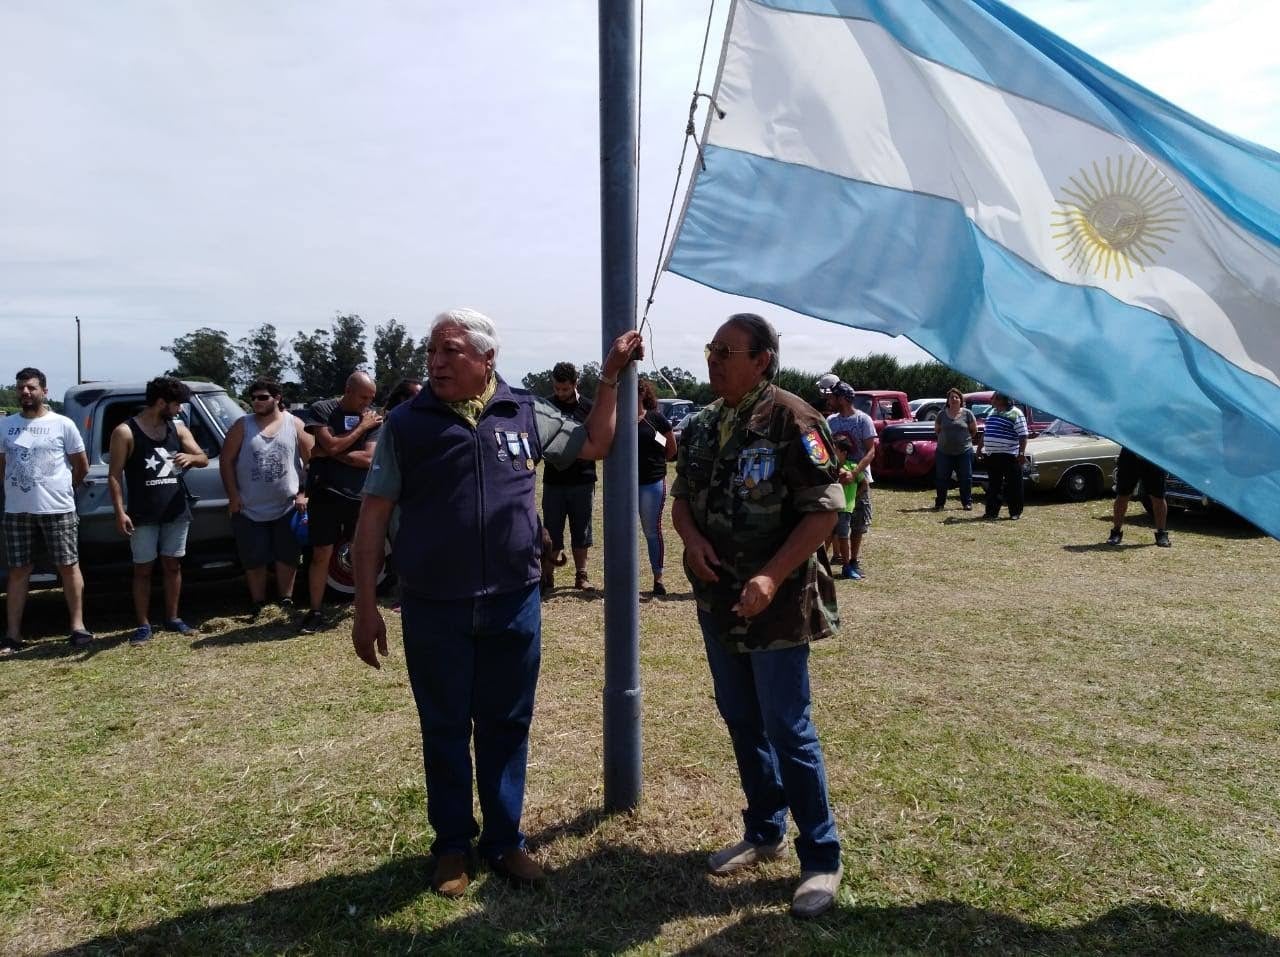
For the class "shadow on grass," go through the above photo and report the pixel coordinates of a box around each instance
[1062,542,1159,554]
[47,810,1280,956]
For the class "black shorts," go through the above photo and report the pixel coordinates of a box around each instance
[232,512,301,569]
[1115,448,1167,498]
[308,488,362,547]
[542,483,594,550]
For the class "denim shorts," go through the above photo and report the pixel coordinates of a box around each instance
[834,511,852,539]
[129,518,191,563]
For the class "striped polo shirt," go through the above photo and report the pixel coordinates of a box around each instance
[983,407,1028,455]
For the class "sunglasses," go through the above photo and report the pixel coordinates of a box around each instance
[251,394,275,402]
[704,343,755,361]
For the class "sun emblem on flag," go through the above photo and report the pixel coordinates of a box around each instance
[1051,154,1182,280]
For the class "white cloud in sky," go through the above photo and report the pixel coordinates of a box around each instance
[1,0,1275,396]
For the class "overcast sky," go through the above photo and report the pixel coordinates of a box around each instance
[3,0,1277,397]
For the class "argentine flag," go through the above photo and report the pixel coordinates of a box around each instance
[666,0,1280,538]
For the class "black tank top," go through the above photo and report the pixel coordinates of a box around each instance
[124,418,189,524]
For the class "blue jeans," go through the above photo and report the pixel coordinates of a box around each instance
[699,614,842,872]
[401,584,541,860]
[935,448,974,507]
[638,478,666,578]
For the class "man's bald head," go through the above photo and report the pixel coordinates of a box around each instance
[342,371,377,412]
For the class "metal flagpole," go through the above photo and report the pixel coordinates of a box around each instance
[599,0,642,811]
[76,316,82,384]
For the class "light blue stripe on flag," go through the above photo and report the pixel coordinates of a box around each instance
[668,146,1280,537]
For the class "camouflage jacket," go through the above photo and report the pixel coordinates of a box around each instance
[672,383,842,652]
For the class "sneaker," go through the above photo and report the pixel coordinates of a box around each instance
[1010,514,1022,521]
[0,637,26,655]
[298,610,325,634]
[129,624,153,645]
[846,561,865,581]
[431,851,470,899]
[490,847,546,888]
[574,570,595,591]
[1155,530,1171,548]
[245,601,267,622]
[1106,528,1123,546]
[68,629,95,648]
[707,838,786,876]
[932,503,945,512]
[962,503,973,511]
[791,863,843,919]
[277,597,295,611]
[652,581,667,597]
[163,618,195,636]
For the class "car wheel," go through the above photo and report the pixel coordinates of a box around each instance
[923,409,939,421]
[325,537,391,597]
[1060,468,1099,502]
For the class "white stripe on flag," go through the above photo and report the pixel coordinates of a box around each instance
[709,0,1280,386]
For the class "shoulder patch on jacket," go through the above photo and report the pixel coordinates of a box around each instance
[801,428,830,466]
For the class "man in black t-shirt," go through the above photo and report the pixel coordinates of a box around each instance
[303,371,382,631]
[541,362,596,594]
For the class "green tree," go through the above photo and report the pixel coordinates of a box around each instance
[291,314,372,401]
[163,327,236,390]
[372,319,427,399]
[521,368,555,396]
[234,323,287,393]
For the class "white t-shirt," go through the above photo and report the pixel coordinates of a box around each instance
[827,410,878,483]
[2,412,86,514]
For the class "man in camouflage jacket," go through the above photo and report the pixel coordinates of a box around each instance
[671,313,845,919]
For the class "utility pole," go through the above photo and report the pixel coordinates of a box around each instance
[76,316,83,384]
[598,0,642,811]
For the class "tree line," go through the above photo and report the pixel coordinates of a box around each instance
[162,314,427,404]
[523,355,981,407]
[161,314,982,408]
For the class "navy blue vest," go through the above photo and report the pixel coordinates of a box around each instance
[390,378,544,600]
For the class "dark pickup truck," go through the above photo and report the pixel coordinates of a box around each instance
[1,381,244,589]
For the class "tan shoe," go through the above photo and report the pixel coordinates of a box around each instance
[432,852,469,899]
[574,570,595,591]
[707,838,786,876]
[491,847,547,887]
[791,863,843,919]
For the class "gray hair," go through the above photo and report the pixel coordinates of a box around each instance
[430,308,500,360]
[726,312,780,379]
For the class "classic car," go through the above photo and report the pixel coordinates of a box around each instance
[909,397,946,421]
[975,418,1121,501]
[964,390,1057,436]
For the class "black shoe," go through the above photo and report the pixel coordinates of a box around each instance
[68,629,95,647]
[1106,528,1123,546]
[299,610,325,634]
[962,503,973,511]
[278,597,295,611]
[1155,530,1171,548]
[0,637,26,655]
[652,581,667,596]
[245,601,267,622]
[932,503,945,511]
[1010,514,1021,521]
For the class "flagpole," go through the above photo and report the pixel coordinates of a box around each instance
[76,316,82,384]
[599,0,642,811]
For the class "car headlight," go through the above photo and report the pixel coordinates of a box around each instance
[903,442,915,456]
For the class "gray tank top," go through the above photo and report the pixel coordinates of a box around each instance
[235,414,301,521]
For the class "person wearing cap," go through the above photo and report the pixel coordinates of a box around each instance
[825,382,877,580]
[813,372,840,415]
[351,308,643,899]
[672,313,844,919]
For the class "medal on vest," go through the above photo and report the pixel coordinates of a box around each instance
[519,432,534,470]
[494,429,509,461]
[503,430,523,469]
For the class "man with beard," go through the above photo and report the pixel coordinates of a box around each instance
[108,376,210,643]
[220,379,313,617]
[1,367,92,652]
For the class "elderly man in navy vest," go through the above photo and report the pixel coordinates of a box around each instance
[352,308,642,898]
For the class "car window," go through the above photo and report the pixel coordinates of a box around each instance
[882,398,904,419]
[853,396,874,417]
[192,391,246,452]
[98,399,146,459]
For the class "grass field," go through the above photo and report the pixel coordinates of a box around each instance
[3,482,1279,956]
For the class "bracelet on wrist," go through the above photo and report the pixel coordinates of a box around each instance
[599,375,618,388]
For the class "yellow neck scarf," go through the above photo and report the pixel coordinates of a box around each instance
[718,380,768,449]
[445,374,498,429]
